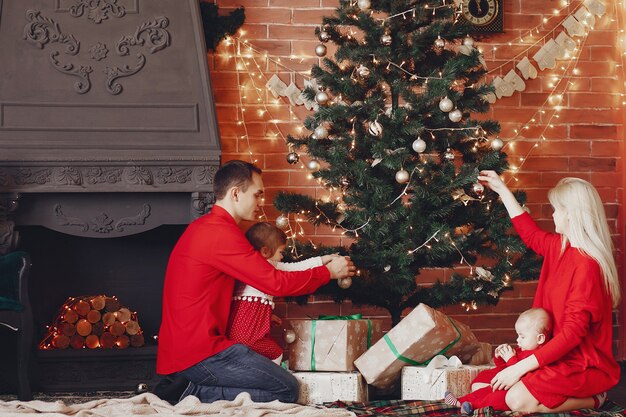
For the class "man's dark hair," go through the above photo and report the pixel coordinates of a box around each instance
[214,160,262,200]
[245,222,287,254]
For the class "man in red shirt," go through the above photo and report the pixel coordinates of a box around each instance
[156,160,355,404]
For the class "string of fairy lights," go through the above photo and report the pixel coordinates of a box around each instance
[220,0,621,305]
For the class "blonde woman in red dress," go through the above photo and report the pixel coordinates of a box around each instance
[478,171,621,412]
[227,222,340,364]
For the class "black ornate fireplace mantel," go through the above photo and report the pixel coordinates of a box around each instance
[0,0,221,252]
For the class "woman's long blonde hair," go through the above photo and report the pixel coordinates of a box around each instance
[548,178,620,308]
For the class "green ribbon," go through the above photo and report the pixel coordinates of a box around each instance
[310,314,372,371]
[383,317,462,366]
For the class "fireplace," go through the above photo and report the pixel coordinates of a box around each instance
[0,0,220,392]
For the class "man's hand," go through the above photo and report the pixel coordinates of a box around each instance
[326,256,356,279]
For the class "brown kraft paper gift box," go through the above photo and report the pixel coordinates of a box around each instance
[289,317,383,372]
[354,303,479,389]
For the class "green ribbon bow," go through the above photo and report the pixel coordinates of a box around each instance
[383,317,462,366]
[310,314,372,371]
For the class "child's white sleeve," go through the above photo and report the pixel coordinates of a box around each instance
[273,257,323,271]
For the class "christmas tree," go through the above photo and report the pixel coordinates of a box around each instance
[274,0,539,325]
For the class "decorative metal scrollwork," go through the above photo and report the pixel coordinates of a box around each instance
[116,17,170,56]
[103,53,145,95]
[49,51,93,94]
[69,0,126,24]
[23,10,79,55]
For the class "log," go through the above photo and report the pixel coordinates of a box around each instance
[102,312,116,326]
[90,295,106,311]
[100,332,116,349]
[116,307,131,323]
[70,334,85,349]
[91,321,105,336]
[76,319,93,337]
[124,320,140,335]
[63,309,78,324]
[59,322,76,337]
[74,300,91,317]
[116,334,130,349]
[87,309,101,324]
[85,334,100,349]
[104,297,121,312]
[52,334,70,349]
[109,321,126,337]
[130,333,145,348]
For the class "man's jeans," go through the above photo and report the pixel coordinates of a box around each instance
[180,344,300,403]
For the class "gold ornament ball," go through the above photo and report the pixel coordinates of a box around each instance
[357,64,370,77]
[472,182,485,196]
[434,37,445,48]
[380,33,392,46]
[276,215,290,229]
[315,44,327,57]
[357,0,371,11]
[314,125,328,139]
[315,91,329,105]
[463,36,475,47]
[286,152,300,164]
[395,169,410,184]
[491,137,504,151]
[438,97,454,113]
[444,148,455,161]
[448,109,463,122]
[338,277,352,289]
[412,138,427,153]
[284,329,296,344]
[319,30,330,42]
[307,159,321,171]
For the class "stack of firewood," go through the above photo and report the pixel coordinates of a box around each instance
[39,295,145,350]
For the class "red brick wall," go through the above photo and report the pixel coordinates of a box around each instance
[209,0,625,359]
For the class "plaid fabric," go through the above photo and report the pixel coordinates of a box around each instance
[324,399,625,417]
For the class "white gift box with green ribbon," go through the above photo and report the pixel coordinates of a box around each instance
[354,303,480,389]
[288,315,383,372]
[293,371,368,404]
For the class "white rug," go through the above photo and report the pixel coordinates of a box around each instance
[0,392,356,417]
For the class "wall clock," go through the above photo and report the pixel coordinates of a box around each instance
[459,0,504,33]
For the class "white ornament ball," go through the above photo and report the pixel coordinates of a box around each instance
[472,182,485,196]
[315,91,329,105]
[380,33,392,46]
[276,215,289,229]
[412,138,427,153]
[315,44,327,57]
[286,152,299,164]
[449,109,463,122]
[357,64,370,77]
[444,148,455,161]
[395,169,410,184]
[314,125,328,139]
[438,97,454,113]
[319,30,330,42]
[491,137,504,151]
[284,329,296,344]
[338,277,352,289]
[434,37,445,48]
[463,36,475,47]
[368,120,383,137]
[357,0,371,11]
[307,159,321,171]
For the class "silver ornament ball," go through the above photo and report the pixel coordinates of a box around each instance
[380,33,392,46]
[284,329,296,344]
[315,44,327,57]
[340,177,350,187]
[338,277,352,289]
[368,120,383,137]
[319,30,330,42]
[412,138,427,153]
[463,36,475,47]
[135,383,149,394]
[276,215,289,229]
[314,125,328,139]
[357,0,371,11]
[357,64,370,77]
[491,137,504,151]
[315,91,329,105]
[444,148,455,161]
[395,169,410,184]
[434,37,445,48]
[286,152,300,165]
[307,159,321,171]
[472,182,485,196]
[438,97,454,113]
[449,109,463,122]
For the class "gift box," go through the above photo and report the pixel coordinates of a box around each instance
[293,371,368,404]
[468,342,493,365]
[446,319,480,363]
[401,364,495,400]
[289,316,383,371]
[354,303,479,389]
